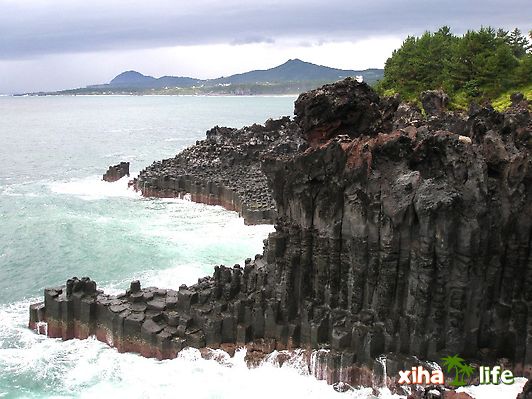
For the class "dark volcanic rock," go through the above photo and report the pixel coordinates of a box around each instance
[511,92,525,105]
[103,162,130,182]
[30,79,531,394]
[294,77,384,144]
[420,90,450,116]
[518,379,532,399]
[132,117,304,224]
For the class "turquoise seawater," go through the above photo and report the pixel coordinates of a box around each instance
[0,96,525,399]
[0,95,293,304]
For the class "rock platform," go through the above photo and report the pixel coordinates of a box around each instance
[132,118,304,225]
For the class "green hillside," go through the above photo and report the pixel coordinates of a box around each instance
[375,27,532,109]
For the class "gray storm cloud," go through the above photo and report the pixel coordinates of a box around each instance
[1,0,530,59]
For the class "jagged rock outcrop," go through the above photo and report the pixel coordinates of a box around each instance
[132,117,304,224]
[512,92,525,106]
[103,162,130,182]
[30,79,531,395]
[420,90,450,116]
[294,78,385,144]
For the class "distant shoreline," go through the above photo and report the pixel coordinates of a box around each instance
[10,59,383,97]
[6,93,300,98]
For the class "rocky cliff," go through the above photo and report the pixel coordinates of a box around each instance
[30,78,531,396]
[261,80,531,382]
[132,117,304,224]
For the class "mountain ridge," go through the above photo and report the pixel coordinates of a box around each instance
[28,59,384,95]
[105,70,202,89]
[93,59,382,89]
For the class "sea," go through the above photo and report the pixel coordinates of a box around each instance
[0,95,526,398]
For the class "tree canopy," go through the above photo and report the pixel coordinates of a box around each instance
[376,26,531,106]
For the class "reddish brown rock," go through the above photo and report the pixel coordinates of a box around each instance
[294,77,383,144]
[103,162,130,182]
[442,392,474,399]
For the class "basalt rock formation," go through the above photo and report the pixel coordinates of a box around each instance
[103,161,130,182]
[132,117,304,224]
[30,79,531,396]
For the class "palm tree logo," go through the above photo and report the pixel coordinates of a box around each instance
[441,355,475,387]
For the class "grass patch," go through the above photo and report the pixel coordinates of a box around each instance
[492,84,532,111]
[448,91,469,111]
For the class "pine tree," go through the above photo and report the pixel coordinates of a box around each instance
[507,28,530,57]
[377,26,530,103]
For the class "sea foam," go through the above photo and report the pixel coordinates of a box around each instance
[48,174,139,200]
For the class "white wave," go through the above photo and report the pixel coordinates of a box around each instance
[100,262,208,293]
[458,377,528,399]
[139,262,211,288]
[0,186,22,197]
[137,199,274,251]
[0,183,43,198]
[48,175,139,200]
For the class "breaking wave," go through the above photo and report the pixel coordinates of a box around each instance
[48,175,139,200]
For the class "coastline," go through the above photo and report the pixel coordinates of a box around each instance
[28,78,532,397]
[9,93,301,98]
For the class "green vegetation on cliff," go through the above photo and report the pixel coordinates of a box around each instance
[376,27,532,108]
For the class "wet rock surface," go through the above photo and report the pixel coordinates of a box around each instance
[31,79,531,394]
[132,117,304,224]
[103,161,130,182]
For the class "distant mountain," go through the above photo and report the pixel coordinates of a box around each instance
[90,70,202,89]
[36,59,383,96]
[110,70,156,87]
[103,60,382,89]
[212,59,379,85]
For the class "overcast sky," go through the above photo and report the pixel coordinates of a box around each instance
[0,0,530,93]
